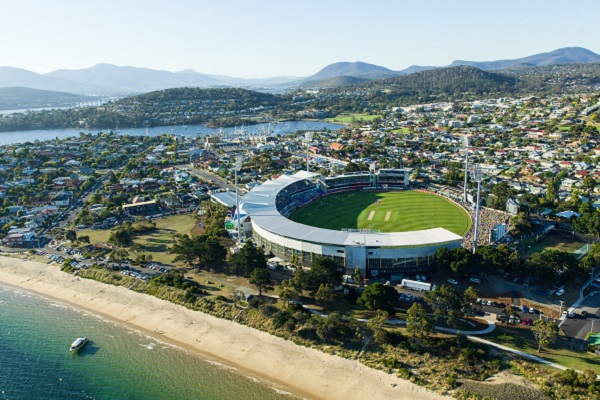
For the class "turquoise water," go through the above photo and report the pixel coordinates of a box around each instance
[0,285,297,400]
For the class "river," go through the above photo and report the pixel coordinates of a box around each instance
[0,121,344,145]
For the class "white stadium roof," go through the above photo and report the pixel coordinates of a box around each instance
[241,172,464,248]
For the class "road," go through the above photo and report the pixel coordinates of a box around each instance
[58,176,108,229]
[178,164,236,192]
[560,293,600,345]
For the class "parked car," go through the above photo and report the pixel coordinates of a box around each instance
[469,277,481,284]
[556,288,565,296]
[561,310,574,319]
[581,310,588,318]
[447,278,458,285]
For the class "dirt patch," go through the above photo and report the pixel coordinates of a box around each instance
[459,370,550,400]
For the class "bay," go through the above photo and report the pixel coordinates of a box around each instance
[0,121,343,145]
[0,284,298,400]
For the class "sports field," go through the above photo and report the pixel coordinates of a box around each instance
[289,190,471,235]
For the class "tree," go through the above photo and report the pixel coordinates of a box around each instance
[229,240,267,277]
[406,302,433,339]
[434,247,452,271]
[108,228,132,247]
[167,234,197,268]
[462,286,479,320]
[357,283,397,315]
[501,306,517,328]
[353,267,364,287]
[292,265,305,290]
[65,229,77,243]
[278,279,300,308]
[302,256,343,293]
[424,284,462,325]
[249,267,273,298]
[449,247,474,277]
[315,283,335,305]
[168,234,227,271]
[367,309,390,342]
[77,235,90,245]
[532,319,559,352]
[527,250,578,281]
[107,248,129,268]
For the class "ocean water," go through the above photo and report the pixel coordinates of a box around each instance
[0,285,298,400]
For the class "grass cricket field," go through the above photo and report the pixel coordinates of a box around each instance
[289,190,471,235]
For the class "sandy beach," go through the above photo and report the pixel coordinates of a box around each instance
[0,256,446,400]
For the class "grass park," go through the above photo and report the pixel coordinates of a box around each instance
[521,232,591,258]
[79,214,201,266]
[325,113,382,124]
[289,190,471,235]
[485,325,600,373]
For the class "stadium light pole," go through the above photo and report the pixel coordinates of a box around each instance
[470,163,483,254]
[235,157,244,243]
[305,131,313,172]
[463,134,469,203]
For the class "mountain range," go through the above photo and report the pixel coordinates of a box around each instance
[0,46,598,96]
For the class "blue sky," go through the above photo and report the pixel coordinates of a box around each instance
[1,0,599,78]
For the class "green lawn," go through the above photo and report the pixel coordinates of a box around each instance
[325,113,382,123]
[390,128,411,134]
[289,190,471,235]
[484,326,600,373]
[79,214,199,266]
[522,233,588,258]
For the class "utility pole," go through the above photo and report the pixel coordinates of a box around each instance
[234,157,244,243]
[463,134,469,202]
[305,131,313,172]
[559,300,564,318]
[470,163,483,254]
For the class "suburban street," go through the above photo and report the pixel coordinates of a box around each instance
[178,164,236,191]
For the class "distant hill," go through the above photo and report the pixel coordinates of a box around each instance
[450,47,600,70]
[0,67,102,94]
[397,65,438,75]
[0,87,95,110]
[317,66,519,110]
[299,75,370,89]
[0,46,598,95]
[370,65,516,94]
[46,63,224,94]
[300,61,399,83]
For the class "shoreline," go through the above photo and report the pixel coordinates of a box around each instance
[0,255,446,400]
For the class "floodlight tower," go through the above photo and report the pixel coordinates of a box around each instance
[463,134,469,202]
[470,163,483,254]
[305,131,313,172]
[234,157,244,242]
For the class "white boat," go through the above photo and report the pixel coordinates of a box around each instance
[70,337,89,352]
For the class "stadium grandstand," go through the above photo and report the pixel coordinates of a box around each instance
[241,168,465,279]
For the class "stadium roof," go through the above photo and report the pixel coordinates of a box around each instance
[242,172,464,248]
[211,191,242,208]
